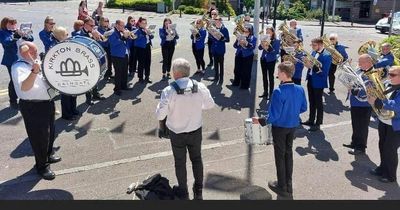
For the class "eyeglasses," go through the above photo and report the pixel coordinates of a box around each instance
[104,20,109,22]
[388,73,399,77]
[47,22,56,25]
[211,13,217,15]
[329,38,335,40]
[88,24,95,27]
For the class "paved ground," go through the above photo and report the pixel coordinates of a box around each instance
[0,0,399,200]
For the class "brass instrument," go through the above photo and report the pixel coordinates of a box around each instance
[290,43,322,69]
[336,60,368,102]
[364,68,395,120]
[358,40,379,63]
[278,20,298,46]
[260,34,272,51]
[233,14,245,37]
[321,34,344,65]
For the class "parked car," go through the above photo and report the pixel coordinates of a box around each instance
[375,11,400,34]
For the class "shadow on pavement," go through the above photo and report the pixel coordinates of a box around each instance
[10,138,34,158]
[0,107,19,123]
[0,168,74,200]
[207,83,251,112]
[323,92,350,115]
[344,154,400,200]
[295,129,339,162]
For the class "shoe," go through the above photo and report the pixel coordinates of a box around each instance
[48,155,61,164]
[162,75,167,80]
[268,181,290,197]
[231,83,239,87]
[114,90,122,96]
[192,185,203,200]
[207,63,213,67]
[38,168,55,180]
[212,78,219,82]
[194,70,201,75]
[167,73,171,79]
[62,115,78,121]
[85,100,94,105]
[301,120,314,126]
[342,143,354,149]
[218,80,224,85]
[348,149,365,155]
[55,109,61,115]
[308,125,320,131]
[145,79,153,84]
[369,169,383,177]
[73,111,82,116]
[379,177,396,183]
[138,78,144,83]
[201,70,205,74]
[258,93,268,98]
[10,102,19,110]
[92,94,105,100]
[173,185,189,200]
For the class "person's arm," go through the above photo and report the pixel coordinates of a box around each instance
[315,53,332,77]
[374,55,394,68]
[159,28,166,40]
[156,88,171,120]
[0,32,18,47]
[201,84,215,110]
[267,90,284,124]
[300,88,308,113]
[378,94,400,113]
[233,39,239,49]
[21,63,40,92]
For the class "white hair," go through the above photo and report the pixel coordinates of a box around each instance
[53,26,68,41]
[172,58,191,77]
[329,33,338,39]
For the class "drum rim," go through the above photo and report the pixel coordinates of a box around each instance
[42,36,108,96]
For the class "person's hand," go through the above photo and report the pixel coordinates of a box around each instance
[239,39,247,47]
[32,63,40,74]
[252,117,259,124]
[303,58,313,69]
[367,96,377,105]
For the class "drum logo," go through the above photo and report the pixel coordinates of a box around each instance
[56,58,89,77]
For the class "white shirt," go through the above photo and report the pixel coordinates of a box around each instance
[156,77,215,134]
[11,59,52,100]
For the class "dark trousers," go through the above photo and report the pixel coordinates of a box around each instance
[6,65,18,103]
[292,78,301,85]
[85,85,100,103]
[272,126,295,193]
[129,45,138,74]
[170,127,203,191]
[112,55,128,92]
[207,38,213,65]
[377,122,400,181]
[136,44,151,80]
[192,46,205,70]
[161,42,175,74]
[213,54,224,82]
[328,64,337,91]
[307,78,324,125]
[104,47,113,77]
[233,55,253,89]
[61,94,78,118]
[350,106,372,151]
[260,59,276,96]
[19,100,55,172]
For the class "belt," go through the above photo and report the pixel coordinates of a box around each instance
[20,99,52,103]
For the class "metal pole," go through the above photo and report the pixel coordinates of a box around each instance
[261,0,267,32]
[332,0,336,16]
[272,0,278,29]
[389,0,397,37]
[321,0,327,37]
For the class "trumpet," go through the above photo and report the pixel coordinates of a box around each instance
[122,29,137,40]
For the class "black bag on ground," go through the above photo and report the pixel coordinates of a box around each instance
[132,173,175,200]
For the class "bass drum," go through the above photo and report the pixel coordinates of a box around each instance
[42,36,107,96]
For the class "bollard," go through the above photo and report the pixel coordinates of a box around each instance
[228,13,230,21]
[123,5,125,13]
[179,9,182,18]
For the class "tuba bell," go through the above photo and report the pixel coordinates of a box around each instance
[336,60,368,101]
[278,20,298,46]
[358,40,379,63]
[233,14,246,37]
[321,34,344,65]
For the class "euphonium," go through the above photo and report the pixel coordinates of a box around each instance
[358,40,379,63]
[296,44,322,69]
[278,20,298,46]
[233,14,245,37]
[336,60,368,101]
[321,34,344,65]
[364,68,395,120]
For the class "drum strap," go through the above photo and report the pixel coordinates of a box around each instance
[170,79,198,95]
[13,60,30,66]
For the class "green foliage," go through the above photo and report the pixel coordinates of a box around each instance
[107,0,162,7]
[183,6,206,15]
[244,0,254,10]
[178,4,187,11]
[276,1,287,19]
[305,8,326,20]
[327,15,342,22]
[381,35,400,65]
[215,1,236,17]
[287,1,306,19]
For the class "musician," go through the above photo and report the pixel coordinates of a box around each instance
[258,26,280,98]
[134,17,154,84]
[126,16,137,77]
[374,43,394,77]
[78,0,89,21]
[253,61,307,197]
[292,40,305,85]
[232,24,256,90]
[97,16,113,80]
[368,66,400,183]
[39,16,55,53]
[0,17,34,110]
[207,9,219,67]
[92,1,104,26]
[12,42,61,180]
[109,19,129,96]
[302,37,332,131]
[71,20,84,37]
[244,14,254,34]
[328,33,349,94]
[191,19,207,75]
[207,1,217,18]
[210,16,229,85]
[76,17,106,105]
[159,18,179,80]
[343,54,372,155]
[156,58,215,200]
[280,19,303,62]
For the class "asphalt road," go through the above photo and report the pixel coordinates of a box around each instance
[0,0,399,200]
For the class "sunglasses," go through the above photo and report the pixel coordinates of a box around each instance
[47,22,56,25]
[388,73,399,77]
[104,20,109,22]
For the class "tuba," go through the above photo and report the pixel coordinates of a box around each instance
[278,20,298,46]
[321,34,344,65]
[336,60,368,102]
[296,44,322,69]
[358,40,379,63]
[364,68,395,120]
[233,14,246,37]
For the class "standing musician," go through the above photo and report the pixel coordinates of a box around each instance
[258,26,280,98]
[328,33,349,94]
[374,43,394,77]
[210,16,229,85]
[92,1,104,26]
[343,54,373,155]
[134,17,154,84]
[39,16,55,54]
[232,24,256,90]
[368,66,400,183]
[126,16,137,77]
[253,61,307,197]
[280,19,303,62]
[109,19,130,96]
[191,19,207,75]
[291,40,306,85]
[97,16,114,80]
[0,17,34,110]
[12,42,61,180]
[243,14,254,34]
[51,27,81,121]
[207,9,219,67]
[76,17,106,105]
[302,37,332,131]
[159,18,179,80]
[78,0,89,21]
[71,20,84,37]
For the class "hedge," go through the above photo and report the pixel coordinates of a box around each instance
[106,0,162,12]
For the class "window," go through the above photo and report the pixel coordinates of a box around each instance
[359,1,371,18]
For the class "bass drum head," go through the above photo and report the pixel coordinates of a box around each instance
[42,36,107,95]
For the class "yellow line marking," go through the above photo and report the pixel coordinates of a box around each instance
[0,92,7,96]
